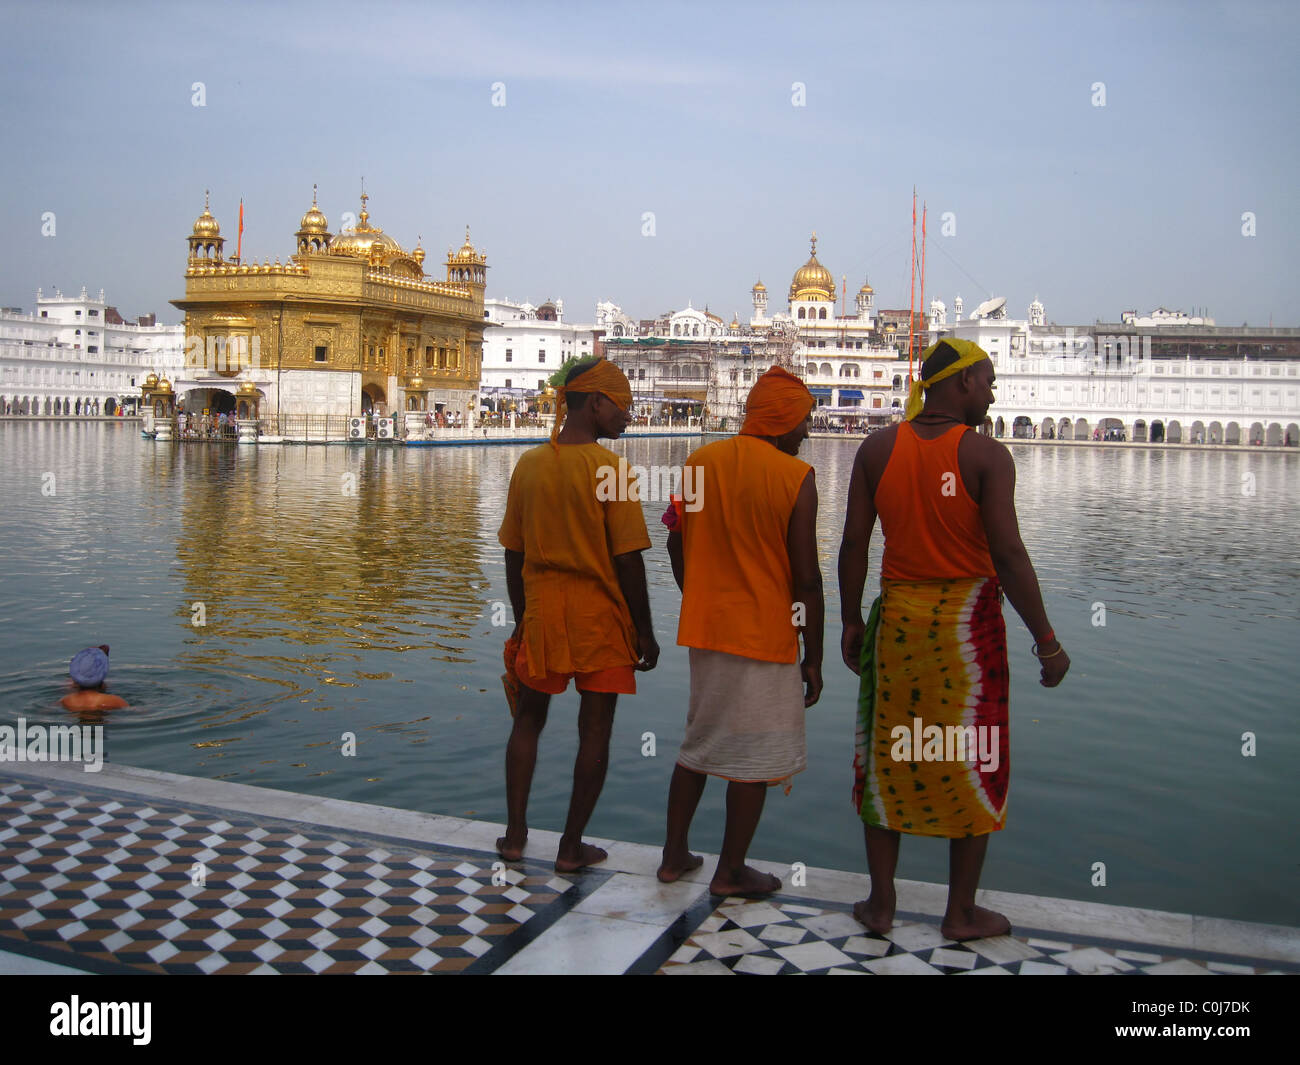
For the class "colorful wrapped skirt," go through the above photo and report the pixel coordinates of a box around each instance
[853,576,1010,838]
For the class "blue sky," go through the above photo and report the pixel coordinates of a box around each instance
[1,0,1295,327]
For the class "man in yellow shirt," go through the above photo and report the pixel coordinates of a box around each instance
[497,358,659,872]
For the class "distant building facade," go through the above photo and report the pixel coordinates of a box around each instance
[480,297,597,406]
[0,288,182,415]
[939,302,1300,444]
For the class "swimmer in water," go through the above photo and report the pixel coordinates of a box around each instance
[61,645,128,712]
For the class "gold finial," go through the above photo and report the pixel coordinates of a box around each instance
[204,188,210,210]
[359,178,369,225]
[312,183,318,207]
[810,231,817,256]
[465,225,471,243]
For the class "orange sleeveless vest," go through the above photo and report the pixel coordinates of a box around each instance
[876,423,996,581]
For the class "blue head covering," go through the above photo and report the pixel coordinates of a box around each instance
[70,647,110,688]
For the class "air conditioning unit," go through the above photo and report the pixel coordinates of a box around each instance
[348,417,365,440]
[377,418,393,440]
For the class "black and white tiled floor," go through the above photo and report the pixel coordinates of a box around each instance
[0,778,598,974]
[655,898,1290,975]
[1,766,1296,976]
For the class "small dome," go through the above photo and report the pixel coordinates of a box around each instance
[144,372,159,388]
[730,315,740,329]
[752,279,767,292]
[236,381,259,396]
[192,191,220,237]
[858,279,874,295]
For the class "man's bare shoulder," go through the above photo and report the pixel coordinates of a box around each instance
[854,425,899,468]
[61,692,128,711]
[959,429,1013,467]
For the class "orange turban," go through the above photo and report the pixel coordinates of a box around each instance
[740,366,814,437]
[550,358,633,449]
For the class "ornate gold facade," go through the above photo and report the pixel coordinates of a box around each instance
[170,188,487,419]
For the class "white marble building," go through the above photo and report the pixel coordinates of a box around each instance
[1,288,183,415]
[938,301,1299,444]
[480,297,597,404]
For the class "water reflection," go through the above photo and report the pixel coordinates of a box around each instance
[1,423,1297,925]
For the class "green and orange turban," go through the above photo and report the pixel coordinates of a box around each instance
[550,357,633,448]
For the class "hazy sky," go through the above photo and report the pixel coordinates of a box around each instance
[1,0,1295,327]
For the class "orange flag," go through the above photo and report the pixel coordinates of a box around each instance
[237,199,244,262]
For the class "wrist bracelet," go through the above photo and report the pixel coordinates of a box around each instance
[1032,642,1063,659]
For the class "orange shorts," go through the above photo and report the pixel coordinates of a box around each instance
[514,644,636,695]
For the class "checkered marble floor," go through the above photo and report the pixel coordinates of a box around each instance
[0,777,597,974]
[2,765,1296,976]
[654,897,1295,975]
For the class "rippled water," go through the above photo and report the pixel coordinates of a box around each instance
[1,422,1296,926]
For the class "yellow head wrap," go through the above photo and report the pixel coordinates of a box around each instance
[740,366,815,437]
[904,338,990,420]
[550,357,633,449]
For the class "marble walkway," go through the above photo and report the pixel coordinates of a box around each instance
[1,762,1295,976]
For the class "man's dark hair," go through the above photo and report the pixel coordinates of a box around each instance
[563,357,601,410]
[920,340,964,382]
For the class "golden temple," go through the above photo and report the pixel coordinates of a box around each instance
[169,186,487,425]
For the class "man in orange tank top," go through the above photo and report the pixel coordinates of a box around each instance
[657,367,823,897]
[839,339,1070,941]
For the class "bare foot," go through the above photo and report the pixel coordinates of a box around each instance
[852,896,894,935]
[940,905,1011,942]
[496,834,526,862]
[709,865,781,898]
[657,851,704,883]
[554,842,608,873]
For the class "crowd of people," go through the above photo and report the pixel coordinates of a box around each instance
[175,408,240,440]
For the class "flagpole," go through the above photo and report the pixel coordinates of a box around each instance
[908,187,916,383]
[236,199,244,263]
[920,201,927,354]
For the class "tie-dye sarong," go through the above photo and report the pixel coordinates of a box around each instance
[853,577,1009,837]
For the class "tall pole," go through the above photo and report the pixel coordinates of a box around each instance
[920,201,927,355]
[908,187,917,382]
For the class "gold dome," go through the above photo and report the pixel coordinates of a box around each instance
[730,315,740,329]
[236,381,259,396]
[858,279,874,295]
[328,191,404,261]
[154,378,174,394]
[299,185,329,234]
[453,225,480,261]
[789,232,834,302]
[192,190,220,238]
[752,279,766,292]
[144,372,159,388]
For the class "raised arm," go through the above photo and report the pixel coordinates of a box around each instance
[977,442,1070,687]
[787,468,823,707]
[837,443,877,674]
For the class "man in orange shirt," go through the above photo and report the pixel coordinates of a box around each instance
[658,366,823,897]
[497,358,659,872]
[839,338,1069,941]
